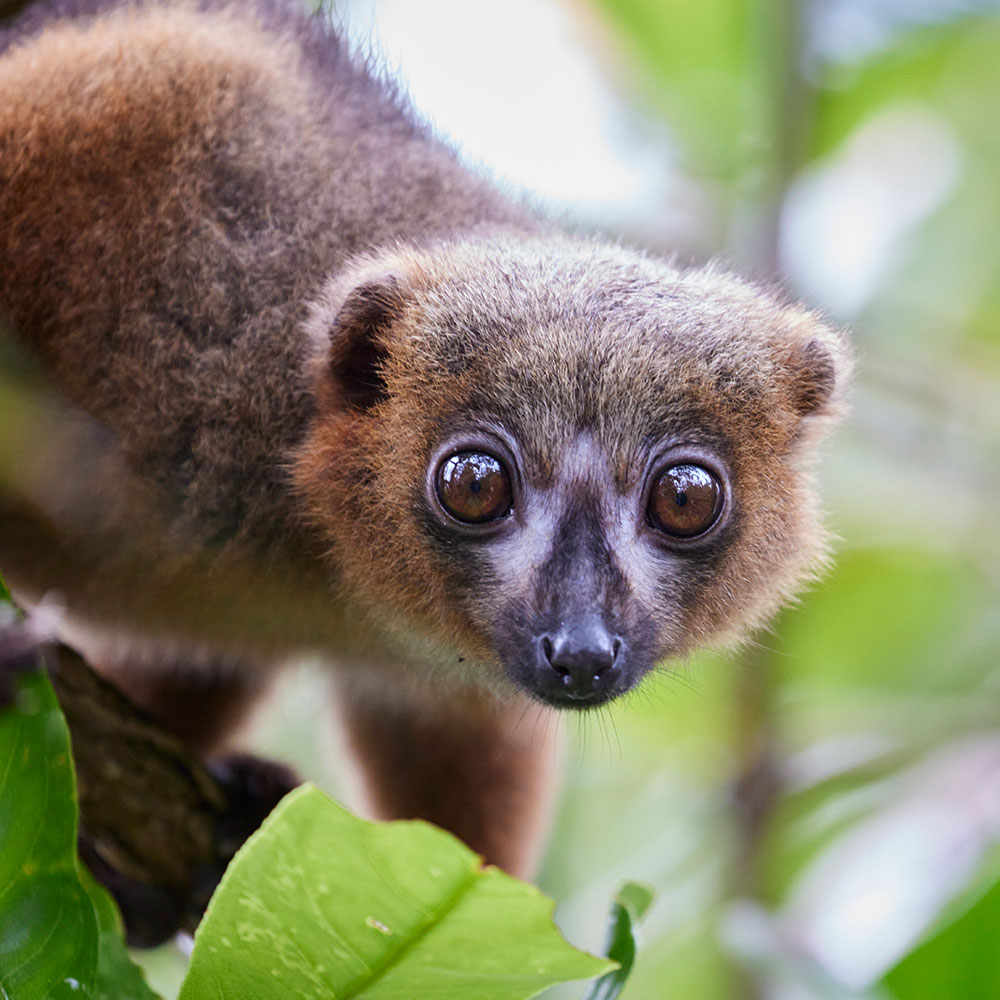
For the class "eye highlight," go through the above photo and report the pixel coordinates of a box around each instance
[436,451,513,524]
[647,463,723,539]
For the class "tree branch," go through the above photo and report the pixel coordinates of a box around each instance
[1,622,295,947]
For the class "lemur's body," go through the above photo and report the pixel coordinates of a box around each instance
[0,0,850,933]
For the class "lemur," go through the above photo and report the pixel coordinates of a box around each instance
[0,0,850,940]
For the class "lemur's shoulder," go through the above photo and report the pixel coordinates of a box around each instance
[0,0,525,371]
[0,0,529,555]
[0,4,338,544]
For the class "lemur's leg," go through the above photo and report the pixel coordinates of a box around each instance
[334,678,562,879]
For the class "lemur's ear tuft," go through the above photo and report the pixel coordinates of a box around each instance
[326,274,406,411]
[306,252,428,412]
[305,258,420,412]
[778,314,851,419]
[786,337,838,416]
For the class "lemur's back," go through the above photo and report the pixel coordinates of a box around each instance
[0,0,529,549]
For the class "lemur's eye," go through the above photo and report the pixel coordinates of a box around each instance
[648,464,723,538]
[436,452,512,523]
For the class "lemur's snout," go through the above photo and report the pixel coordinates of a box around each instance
[535,619,623,706]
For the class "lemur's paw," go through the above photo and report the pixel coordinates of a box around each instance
[209,751,301,854]
[183,752,302,923]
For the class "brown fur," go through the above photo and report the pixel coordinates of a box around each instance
[335,675,560,880]
[0,0,849,900]
[96,658,276,755]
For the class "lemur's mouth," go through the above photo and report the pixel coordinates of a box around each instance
[530,684,623,711]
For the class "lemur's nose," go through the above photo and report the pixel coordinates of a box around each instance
[540,620,621,702]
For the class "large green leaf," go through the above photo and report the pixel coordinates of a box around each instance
[180,785,614,1000]
[883,862,1000,1000]
[0,664,97,998]
[0,661,159,1000]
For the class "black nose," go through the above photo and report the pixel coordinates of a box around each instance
[540,620,621,702]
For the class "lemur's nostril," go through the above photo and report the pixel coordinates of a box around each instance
[538,621,622,700]
[541,634,554,666]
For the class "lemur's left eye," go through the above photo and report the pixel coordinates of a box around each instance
[648,464,723,538]
[436,451,512,523]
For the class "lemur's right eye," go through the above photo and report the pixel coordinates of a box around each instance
[436,452,512,523]
[647,463,723,538]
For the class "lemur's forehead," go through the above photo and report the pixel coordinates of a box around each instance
[535,430,618,492]
[414,263,784,410]
[421,323,757,477]
[405,242,799,467]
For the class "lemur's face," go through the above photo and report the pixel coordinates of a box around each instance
[421,426,731,707]
[297,239,850,707]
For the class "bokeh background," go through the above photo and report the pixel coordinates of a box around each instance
[127,0,1000,996]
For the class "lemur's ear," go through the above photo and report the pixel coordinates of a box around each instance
[307,258,420,411]
[327,275,405,410]
[785,338,837,416]
[779,316,852,419]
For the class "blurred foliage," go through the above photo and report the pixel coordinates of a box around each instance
[885,859,1000,998]
[536,0,1000,998]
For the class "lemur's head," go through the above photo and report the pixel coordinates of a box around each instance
[296,237,850,708]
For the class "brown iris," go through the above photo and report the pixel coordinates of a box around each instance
[647,464,723,539]
[436,452,513,524]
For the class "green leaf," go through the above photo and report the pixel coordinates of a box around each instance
[0,664,97,999]
[883,865,1000,1000]
[82,866,161,1000]
[0,660,160,1000]
[614,883,654,922]
[180,784,614,1000]
[580,882,654,1000]
[0,572,10,604]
